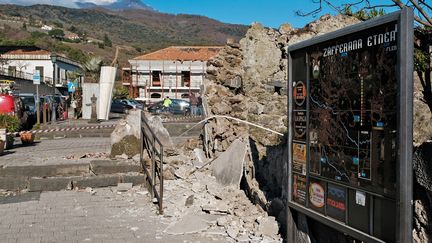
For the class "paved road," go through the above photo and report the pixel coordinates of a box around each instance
[0,137,111,167]
[0,187,226,243]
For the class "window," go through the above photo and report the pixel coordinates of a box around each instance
[8,66,16,76]
[152,71,161,86]
[150,93,161,99]
[181,71,190,87]
[35,66,44,80]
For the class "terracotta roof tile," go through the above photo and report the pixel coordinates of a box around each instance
[4,49,51,55]
[133,46,223,61]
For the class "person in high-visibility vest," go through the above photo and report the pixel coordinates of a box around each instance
[163,97,172,112]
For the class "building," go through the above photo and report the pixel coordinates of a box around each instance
[123,46,223,103]
[0,47,83,94]
[65,33,80,41]
[41,25,53,31]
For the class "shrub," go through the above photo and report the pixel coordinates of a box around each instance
[0,114,20,133]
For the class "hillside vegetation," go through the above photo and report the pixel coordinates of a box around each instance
[0,4,248,65]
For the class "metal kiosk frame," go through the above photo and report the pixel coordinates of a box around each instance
[287,8,413,243]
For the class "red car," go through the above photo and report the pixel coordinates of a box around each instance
[0,94,15,115]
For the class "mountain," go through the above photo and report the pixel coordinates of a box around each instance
[104,0,153,11]
[0,4,248,64]
[76,0,153,11]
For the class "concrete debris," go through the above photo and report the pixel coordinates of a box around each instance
[226,227,239,239]
[85,187,96,195]
[115,154,129,160]
[164,213,211,235]
[212,139,247,188]
[158,166,281,241]
[117,183,133,192]
[257,217,280,237]
[185,195,194,207]
[193,148,207,167]
[201,200,231,215]
[110,110,142,158]
[64,152,109,160]
[174,166,189,180]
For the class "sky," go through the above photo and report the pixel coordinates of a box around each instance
[144,0,340,28]
[0,0,413,28]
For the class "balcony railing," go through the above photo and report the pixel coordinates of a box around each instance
[0,67,56,85]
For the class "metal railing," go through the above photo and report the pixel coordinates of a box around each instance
[140,111,164,214]
[0,67,53,83]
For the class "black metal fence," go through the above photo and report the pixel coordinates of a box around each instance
[140,111,164,214]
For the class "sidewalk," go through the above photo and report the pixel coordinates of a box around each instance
[0,137,111,167]
[0,187,226,243]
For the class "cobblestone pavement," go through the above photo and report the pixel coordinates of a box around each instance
[0,137,111,167]
[0,187,226,243]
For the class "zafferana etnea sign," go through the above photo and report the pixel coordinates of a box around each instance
[288,8,413,243]
[323,24,397,57]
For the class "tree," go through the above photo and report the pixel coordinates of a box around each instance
[103,34,112,47]
[68,25,78,33]
[296,0,432,27]
[82,56,103,83]
[48,29,65,38]
[112,85,130,99]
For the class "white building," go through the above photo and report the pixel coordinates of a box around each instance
[0,48,83,93]
[41,25,53,31]
[123,46,223,103]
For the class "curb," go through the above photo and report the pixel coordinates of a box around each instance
[6,124,117,136]
[161,115,204,123]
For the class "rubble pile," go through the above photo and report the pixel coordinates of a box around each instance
[163,160,282,242]
[154,137,282,242]
[203,14,361,237]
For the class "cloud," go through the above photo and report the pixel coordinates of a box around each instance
[0,0,118,8]
[75,0,117,4]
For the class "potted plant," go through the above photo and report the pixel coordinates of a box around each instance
[20,131,35,145]
[0,139,4,155]
[20,123,42,145]
[0,114,20,149]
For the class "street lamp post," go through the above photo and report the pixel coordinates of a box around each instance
[50,54,57,124]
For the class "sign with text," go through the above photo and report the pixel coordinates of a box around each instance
[68,80,77,93]
[33,70,40,85]
[288,9,413,243]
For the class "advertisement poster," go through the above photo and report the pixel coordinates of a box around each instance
[309,179,326,213]
[293,174,307,205]
[293,143,307,175]
[326,183,346,222]
[293,111,307,140]
[293,81,307,109]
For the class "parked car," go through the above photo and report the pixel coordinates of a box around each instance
[18,93,36,113]
[147,99,190,115]
[110,99,133,113]
[121,99,144,110]
[17,93,37,129]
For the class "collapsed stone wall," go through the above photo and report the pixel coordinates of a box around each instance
[204,13,432,242]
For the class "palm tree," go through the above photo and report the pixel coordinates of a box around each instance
[82,56,103,83]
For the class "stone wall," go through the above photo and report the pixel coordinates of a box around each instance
[204,13,432,242]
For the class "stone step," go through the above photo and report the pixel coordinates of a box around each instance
[28,172,145,192]
[0,172,145,191]
[0,160,142,178]
[0,164,90,178]
[90,160,143,175]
